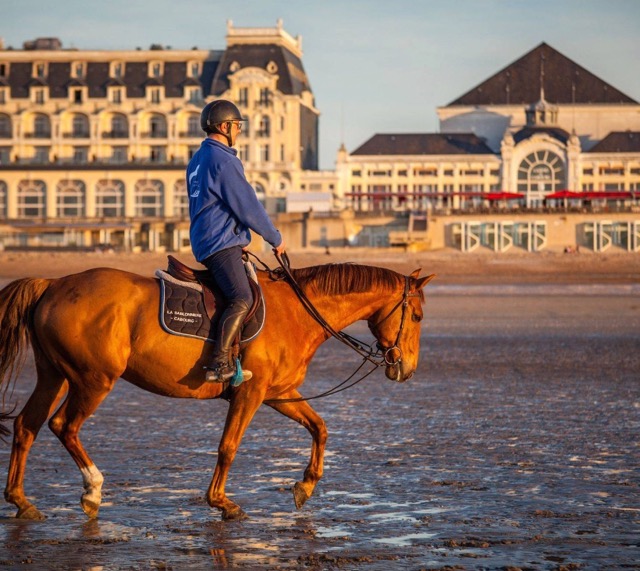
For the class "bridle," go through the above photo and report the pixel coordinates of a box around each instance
[369,275,420,369]
[249,252,420,403]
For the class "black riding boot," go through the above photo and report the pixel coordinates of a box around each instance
[205,300,253,383]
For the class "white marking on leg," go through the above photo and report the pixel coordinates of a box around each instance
[80,464,104,505]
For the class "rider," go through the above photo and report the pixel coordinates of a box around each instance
[187,99,286,383]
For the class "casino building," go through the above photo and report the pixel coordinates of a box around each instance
[336,42,640,214]
[0,24,639,252]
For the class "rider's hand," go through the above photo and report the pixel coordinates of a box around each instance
[273,240,286,256]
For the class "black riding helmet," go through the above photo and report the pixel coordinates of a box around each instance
[200,100,243,146]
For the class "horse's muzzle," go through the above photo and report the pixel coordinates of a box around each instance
[385,362,414,383]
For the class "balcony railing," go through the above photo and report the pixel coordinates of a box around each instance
[140,131,168,138]
[63,131,91,139]
[24,132,52,139]
[101,130,129,139]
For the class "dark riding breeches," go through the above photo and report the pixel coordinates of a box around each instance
[203,246,253,363]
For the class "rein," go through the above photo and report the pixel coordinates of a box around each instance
[246,251,415,404]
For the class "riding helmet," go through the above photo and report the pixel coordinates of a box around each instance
[200,100,243,133]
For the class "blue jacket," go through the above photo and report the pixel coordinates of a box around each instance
[187,138,282,263]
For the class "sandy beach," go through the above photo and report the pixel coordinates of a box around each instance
[0,246,639,286]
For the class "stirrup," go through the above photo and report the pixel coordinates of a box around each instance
[204,364,234,383]
[204,361,253,385]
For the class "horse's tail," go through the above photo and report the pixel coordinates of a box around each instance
[0,278,51,407]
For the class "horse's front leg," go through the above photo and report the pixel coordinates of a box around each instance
[207,385,264,520]
[266,392,327,509]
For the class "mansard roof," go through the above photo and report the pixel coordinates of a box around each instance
[210,43,312,96]
[587,131,640,153]
[351,133,495,156]
[4,54,221,100]
[448,42,637,106]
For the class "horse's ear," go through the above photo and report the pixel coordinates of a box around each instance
[410,268,422,279]
[416,274,436,290]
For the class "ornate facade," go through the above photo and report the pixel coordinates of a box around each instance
[0,21,336,250]
[337,43,640,213]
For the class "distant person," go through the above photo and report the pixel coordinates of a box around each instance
[187,100,286,383]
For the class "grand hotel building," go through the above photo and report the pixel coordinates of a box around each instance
[0,21,335,251]
[0,23,639,251]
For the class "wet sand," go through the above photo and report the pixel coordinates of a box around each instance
[0,249,638,569]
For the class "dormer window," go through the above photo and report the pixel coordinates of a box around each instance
[147,86,163,104]
[33,62,48,79]
[185,86,202,103]
[110,61,125,79]
[71,61,86,79]
[32,86,48,104]
[70,87,85,104]
[108,86,124,104]
[188,61,201,78]
[149,61,163,78]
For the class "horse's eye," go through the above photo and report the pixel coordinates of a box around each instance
[412,313,422,323]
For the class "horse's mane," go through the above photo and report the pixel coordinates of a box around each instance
[290,263,403,296]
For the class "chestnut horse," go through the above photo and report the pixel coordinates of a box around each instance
[0,260,433,520]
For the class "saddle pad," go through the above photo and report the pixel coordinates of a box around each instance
[156,272,265,344]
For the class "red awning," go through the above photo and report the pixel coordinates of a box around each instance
[545,190,636,200]
[583,191,635,200]
[545,190,584,199]
[485,192,525,201]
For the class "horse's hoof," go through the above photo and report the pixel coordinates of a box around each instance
[17,505,46,521]
[293,482,310,509]
[221,505,248,521]
[81,499,100,519]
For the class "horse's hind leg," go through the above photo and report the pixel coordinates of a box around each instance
[48,379,115,519]
[267,393,327,509]
[4,364,67,520]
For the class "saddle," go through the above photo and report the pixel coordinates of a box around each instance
[155,255,265,346]
[166,255,261,323]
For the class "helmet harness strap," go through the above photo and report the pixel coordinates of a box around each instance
[211,121,233,147]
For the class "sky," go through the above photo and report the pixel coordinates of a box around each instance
[2,0,639,170]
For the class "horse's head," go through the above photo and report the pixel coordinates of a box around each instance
[368,269,435,382]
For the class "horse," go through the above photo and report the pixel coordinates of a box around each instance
[0,259,434,521]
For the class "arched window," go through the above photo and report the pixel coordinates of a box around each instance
[0,180,7,219]
[187,114,200,137]
[17,180,46,217]
[517,149,565,206]
[72,114,89,137]
[33,114,51,138]
[95,179,125,218]
[110,114,128,138]
[135,179,164,217]
[56,179,86,217]
[148,114,167,138]
[173,180,189,217]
